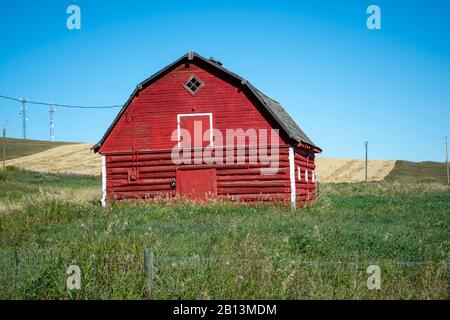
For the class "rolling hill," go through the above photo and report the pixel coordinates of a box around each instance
[2,138,449,184]
[1,137,74,160]
[385,160,449,184]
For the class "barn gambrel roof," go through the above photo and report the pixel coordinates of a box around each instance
[93,52,321,152]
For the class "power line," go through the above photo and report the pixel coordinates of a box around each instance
[0,94,123,109]
[1,94,123,141]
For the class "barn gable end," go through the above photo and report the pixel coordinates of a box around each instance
[93,52,320,153]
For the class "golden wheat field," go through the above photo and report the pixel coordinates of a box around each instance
[5,143,101,176]
[315,157,396,182]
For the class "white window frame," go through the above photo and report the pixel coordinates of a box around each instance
[177,113,213,148]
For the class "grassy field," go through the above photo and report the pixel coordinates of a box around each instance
[385,160,449,184]
[0,166,448,299]
[1,138,74,161]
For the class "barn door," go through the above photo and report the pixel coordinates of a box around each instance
[176,168,217,200]
[177,113,213,148]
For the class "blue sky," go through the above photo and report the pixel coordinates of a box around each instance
[0,0,449,161]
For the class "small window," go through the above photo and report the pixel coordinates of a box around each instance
[184,75,203,94]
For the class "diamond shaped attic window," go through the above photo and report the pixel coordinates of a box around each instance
[184,75,203,95]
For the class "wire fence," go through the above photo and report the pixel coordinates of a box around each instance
[0,249,448,299]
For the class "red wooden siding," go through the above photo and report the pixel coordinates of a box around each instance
[104,146,292,202]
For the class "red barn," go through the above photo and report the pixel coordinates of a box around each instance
[93,52,321,208]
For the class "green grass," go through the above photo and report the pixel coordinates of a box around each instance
[1,138,74,160]
[0,166,100,201]
[0,166,99,188]
[0,169,448,299]
[386,160,449,184]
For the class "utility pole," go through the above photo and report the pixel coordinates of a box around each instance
[20,98,27,139]
[364,141,368,182]
[446,136,449,185]
[2,121,7,169]
[49,103,55,141]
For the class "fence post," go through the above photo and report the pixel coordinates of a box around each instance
[353,263,359,290]
[14,249,19,289]
[144,248,154,295]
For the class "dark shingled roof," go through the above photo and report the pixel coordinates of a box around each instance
[249,86,318,148]
[93,52,320,152]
